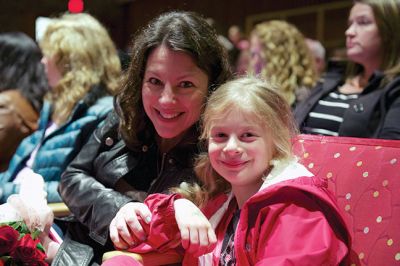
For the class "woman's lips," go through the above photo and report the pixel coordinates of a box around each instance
[346,41,356,48]
[156,109,182,121]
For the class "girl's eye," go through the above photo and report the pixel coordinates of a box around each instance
[148,77,162,85]
[241,132,258,142]
[214,132,226,138]
[242,133,254,138]
[179,81,194,88]
[210,132,227,142]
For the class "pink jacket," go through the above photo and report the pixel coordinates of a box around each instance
[131,161,351,265]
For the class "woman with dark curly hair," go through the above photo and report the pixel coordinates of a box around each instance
[52,10,232,265]
[0,32,49,171]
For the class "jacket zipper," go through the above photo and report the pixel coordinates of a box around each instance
[157,152,166,178]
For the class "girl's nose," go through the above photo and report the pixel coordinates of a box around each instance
[223,136,242,155]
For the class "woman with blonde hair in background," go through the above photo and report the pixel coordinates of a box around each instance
[249,20,318,107]
[295,0,400,139]
[0,12,121,204]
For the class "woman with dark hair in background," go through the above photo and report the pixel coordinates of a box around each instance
[0,32,48,171]
[295,0,400,139]
[50,10,232,265]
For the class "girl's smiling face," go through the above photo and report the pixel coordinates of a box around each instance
[208,108,274,202]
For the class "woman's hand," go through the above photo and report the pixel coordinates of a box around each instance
[109,202,152,250]
[173,199,217,257]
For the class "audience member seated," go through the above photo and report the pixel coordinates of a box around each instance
[248,20,318,107]
[306,37,326,77]
[0,12,121,203]
[47,11,231,265]
[295,0,400,139]
[227,25,250,75]
[0,32,49,172]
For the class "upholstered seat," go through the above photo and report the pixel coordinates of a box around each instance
[293,134,400,266]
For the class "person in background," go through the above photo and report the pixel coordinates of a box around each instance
[0,32,49,172]
[51,11,231,265]
[306,37,326,77]
[206,17,235,67]
[0,12,121,203]
[248,20,318,107]
[295,0,400,139]
[103,77,350,266]
[227,25,250,75]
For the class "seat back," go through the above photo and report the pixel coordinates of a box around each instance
[293,134,400,266]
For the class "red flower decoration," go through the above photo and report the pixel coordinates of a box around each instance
[0,225,19,254]
[11,234,46,263]
[1,222,47,265]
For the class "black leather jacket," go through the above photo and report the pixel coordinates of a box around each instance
[54,112,200,265]
[294,60,400,139]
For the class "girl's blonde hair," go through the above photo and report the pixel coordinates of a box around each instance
[249,20,317,106]
[40,13,121,124]
[173,76,298,206]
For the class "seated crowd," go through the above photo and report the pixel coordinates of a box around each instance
[0,0,399,265]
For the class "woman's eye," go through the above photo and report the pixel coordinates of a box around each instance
[179,81,194,88]
[148,77,162,85]
[357,19,371,25]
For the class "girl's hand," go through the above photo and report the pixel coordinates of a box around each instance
[109,202,152,250]
[173,199,217,257]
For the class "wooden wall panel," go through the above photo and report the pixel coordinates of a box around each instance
[0,0,352,55]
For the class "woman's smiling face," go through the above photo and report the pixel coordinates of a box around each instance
[142,45,209,143]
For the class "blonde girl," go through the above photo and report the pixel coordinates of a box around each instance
[104,77,350,266]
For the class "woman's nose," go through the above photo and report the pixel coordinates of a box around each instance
[345,23,355,37]
[159,83,176,104]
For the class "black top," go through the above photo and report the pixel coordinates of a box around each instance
[219,208,241,266]
[302,88,359,136]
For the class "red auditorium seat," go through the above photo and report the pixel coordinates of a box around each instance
[293,134,400,266]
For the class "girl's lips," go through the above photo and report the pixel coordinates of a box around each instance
[221,160,247,168]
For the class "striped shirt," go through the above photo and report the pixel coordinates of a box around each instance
[303,89,359,136]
